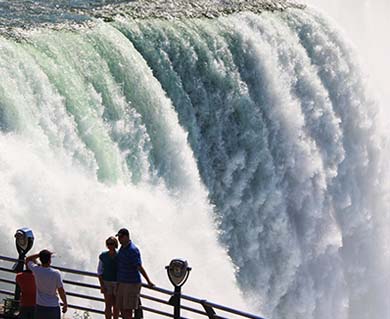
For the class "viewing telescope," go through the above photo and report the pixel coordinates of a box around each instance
[14,227,34,259]
[166,259,191,319]
[13,227,34,302]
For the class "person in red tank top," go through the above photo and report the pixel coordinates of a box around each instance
[15,268,36,319]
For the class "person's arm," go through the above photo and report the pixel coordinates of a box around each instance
[97,259,105,294]
[25,253,39,266]
[56,272,67,313]
[138,265,154,287]
[58,287,68,313]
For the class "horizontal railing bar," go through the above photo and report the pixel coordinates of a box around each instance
[0,256,97,278]
[199,300,264,319]
[180,304,210,317]
[0,289,13,296]
[0,256,168,294]
[0,275,209,319]
[140,293,209,317]
[61,282,183,313]
[0,256,18,264]
[137,283,261,319]
[67,288,211,318]
[63,278,208,317]
[0,286,174,319]
[69,301,178,318]
[66,291,104,303]
[140,293,171,306]
[0,279,15,286]
[141,305,178,319]
[0,256,169,292]
[178,292,265,319]
[53,265,97,278]
[65,282,215,318]
[0,254,264,319]
[0,267,13,274]
[63,279,100,290]
[1,276,201,313]
[0,294,174,319]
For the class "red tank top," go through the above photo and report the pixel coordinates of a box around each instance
[16,271,36,307]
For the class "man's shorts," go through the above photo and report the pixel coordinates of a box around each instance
[116,283,142,310]
[19,306,36,319]
[35,305,60,319]
[103,280,117,295]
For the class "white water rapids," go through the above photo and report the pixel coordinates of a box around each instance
[0,4,389,319]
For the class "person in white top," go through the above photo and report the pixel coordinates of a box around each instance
[26,250,68,319]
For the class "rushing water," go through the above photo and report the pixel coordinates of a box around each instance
[304,0,390,127]
[0,1,389,319]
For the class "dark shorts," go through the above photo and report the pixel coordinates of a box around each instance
[35,305,60,319]
[19,306,36,319]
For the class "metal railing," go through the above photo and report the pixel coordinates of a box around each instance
[0,255,265,319]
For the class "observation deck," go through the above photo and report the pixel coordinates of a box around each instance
[0,255,265,319]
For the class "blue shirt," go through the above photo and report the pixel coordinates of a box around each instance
[117,241,142,283]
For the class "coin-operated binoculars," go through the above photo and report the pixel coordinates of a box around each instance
[13,228,34,301]
[166,259,191,319]
[14,228,34,272]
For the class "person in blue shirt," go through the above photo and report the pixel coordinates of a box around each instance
[115,228,154,319]
[97,236,119,319]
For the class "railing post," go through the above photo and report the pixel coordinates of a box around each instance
[200,300,217,319]
[167,285,182,319]
[173,286,181,319]
[13,254,23,301]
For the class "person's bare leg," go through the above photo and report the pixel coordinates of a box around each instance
[104,294,113,319]
[112,296,119,319]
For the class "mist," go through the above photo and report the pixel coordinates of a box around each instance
[303,0,390,121]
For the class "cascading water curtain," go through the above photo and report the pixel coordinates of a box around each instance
[113,8,390,319]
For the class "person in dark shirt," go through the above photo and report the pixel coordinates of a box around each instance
[15,267,36,319]
[98,236,119,319]
[115,228,154,319]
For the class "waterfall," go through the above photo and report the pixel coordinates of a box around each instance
[0,4,389,319]
[0,22,245,310]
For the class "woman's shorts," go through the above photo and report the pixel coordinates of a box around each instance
[103,280,117,295]
[116,283,142,310]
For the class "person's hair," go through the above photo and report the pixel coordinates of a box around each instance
[106,236,118,249]
[39,251,51,265]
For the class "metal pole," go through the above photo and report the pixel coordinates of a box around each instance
[134,298,144,319]
[173,286,181,319]
[13,252,25,301]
